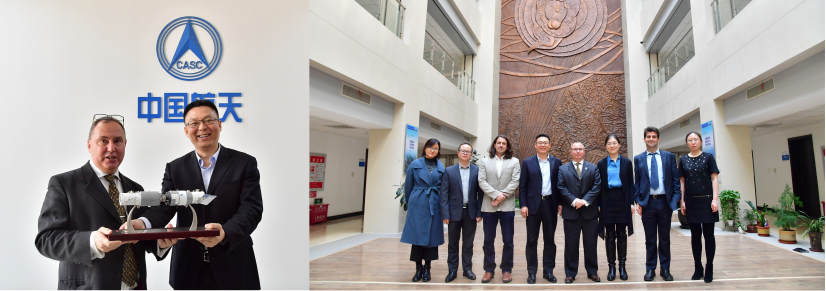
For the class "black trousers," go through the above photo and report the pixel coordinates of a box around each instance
[194,262,218,289]
[447,208,477,273]
[563,215,599,277]
[689,222,716,264]
[525,198,557,275]
[482,211,515,274]
[641,197,672,270]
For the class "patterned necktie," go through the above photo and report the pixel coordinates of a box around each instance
[649,152,660,190]
[575,162,581,178]
[104,175,138,287]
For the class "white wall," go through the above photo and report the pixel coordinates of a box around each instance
[309,131,368,217]
[0,1,308,289]
[751,122,825,208]
[310,67,395,129]
[659,111,701,151]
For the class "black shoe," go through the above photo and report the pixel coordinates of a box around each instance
[527,274,536,284]
[660,269,673,281]
[422,266,431,282]
[607,265,616,281]
[704,263,713,283]
[618,263,628,281]
[691,263,704,280]
[564,276,575,284]
[644,269,655,281]
[445,271,457,283]
[463,270,476,280]
[412,265,422,282]
[542,272,557,283]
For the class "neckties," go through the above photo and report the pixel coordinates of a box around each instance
[649,153,660,190]
[104,175,138,288]
[575,162,581,178]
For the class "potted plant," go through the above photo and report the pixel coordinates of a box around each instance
[742,208,758,233]
[719,190,741,231]
[768,184,805,244]
[736,222,745,234]
[802,215,824,252]
[747,201,771,236]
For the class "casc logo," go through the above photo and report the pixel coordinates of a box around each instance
[156,16,223,81]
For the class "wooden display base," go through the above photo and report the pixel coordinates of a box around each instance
[108,227,219,241]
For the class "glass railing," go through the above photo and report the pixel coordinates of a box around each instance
[423,33,475,100]
[711,0,751,33]
[647,34,695,97]
[356,0,405,38]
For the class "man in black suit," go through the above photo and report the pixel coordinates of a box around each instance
[440,143,484,283]
[36,115,171,289]
[134,100,264,289]
[557,142,601,284]
[633,126,681,281]
[519,134,562,284]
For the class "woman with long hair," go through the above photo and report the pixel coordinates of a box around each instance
[400,138,446,282]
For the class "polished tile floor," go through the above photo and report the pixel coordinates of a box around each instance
[310,214,825,290]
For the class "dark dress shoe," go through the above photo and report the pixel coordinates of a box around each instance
[445,271,457,283]
[704,263,713,283]
[607,265,616,281]
[527,274,536,284]
[564,276,575,284]
[481,272,494,283]
[643,269,655,281]
[588,274,601,282]
[422,266,432,282]
[542,272,557,283]
[502,272,512,283]
[463,270,476,280]
[660,269,673,281]
[412,265,423,282]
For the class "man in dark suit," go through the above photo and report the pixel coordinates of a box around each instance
[440,143,484,283]
[557,142,601,284]
[36,115,171,289]
[634,126,681,281]
[519,134,562,284]
[135,100,264,289]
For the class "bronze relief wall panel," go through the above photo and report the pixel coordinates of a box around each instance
[499,0,627,164]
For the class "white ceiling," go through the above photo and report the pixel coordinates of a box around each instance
[425,12,466,69]
[310,115,369,140]
[750,105,824,137]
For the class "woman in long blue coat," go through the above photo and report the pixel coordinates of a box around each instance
[401,138,445,282]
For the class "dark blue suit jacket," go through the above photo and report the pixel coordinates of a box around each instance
[633,150,681,211]
[440,163,483,221]
[519,155,561,215]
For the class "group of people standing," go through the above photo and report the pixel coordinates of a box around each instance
[400,126,721,284]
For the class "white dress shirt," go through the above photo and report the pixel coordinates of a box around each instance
[646,149,665,195]
[538,155,552,196]
[494,154,505,178]
[198,146,221,193]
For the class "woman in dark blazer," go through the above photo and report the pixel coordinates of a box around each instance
[597,134,635,281]
[400,138,446,282]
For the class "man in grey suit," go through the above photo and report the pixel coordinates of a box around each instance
[557,142,601,284]
[477,135,521,283]
[35,115,172,289]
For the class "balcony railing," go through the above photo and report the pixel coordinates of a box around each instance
[711,0,751,33]
[356,0,405,38]
[647,34,695,97]
[423,33,475,100]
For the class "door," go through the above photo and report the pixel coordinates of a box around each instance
[787,135,821,217]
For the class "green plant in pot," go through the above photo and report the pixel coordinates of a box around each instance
[802,215,824,252]
[768,184,804,244]
[742,208,758,233]
[719,190,741,231]
[747,201,771,237]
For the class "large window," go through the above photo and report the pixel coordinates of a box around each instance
[647,9,695,98]
[712,0,752,33]
[355,0,405,38]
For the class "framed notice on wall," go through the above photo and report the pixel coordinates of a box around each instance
[701,121,715,157]
[310,153,326,190]
[404,124,419,172]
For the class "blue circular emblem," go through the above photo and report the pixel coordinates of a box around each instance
[156,16,223,81]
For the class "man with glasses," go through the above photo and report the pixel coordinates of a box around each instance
[36,115,167,289]
[519,134,562,284]
[440,143,484,283]
[134,100,263,289]
[557,142,601,284]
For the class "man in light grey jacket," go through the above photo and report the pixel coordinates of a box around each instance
[477,135,521,283]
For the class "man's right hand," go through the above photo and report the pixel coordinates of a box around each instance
[635,204,643,216]
[520,207,528,218]
[94,227,123,253]
[158,224,179,249]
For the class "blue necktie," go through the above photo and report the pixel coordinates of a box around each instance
[649,152,660,190]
